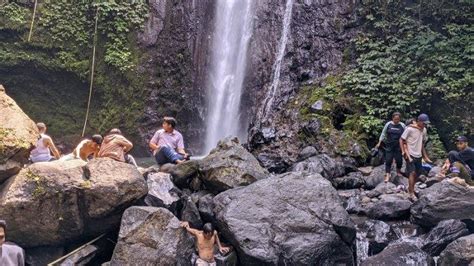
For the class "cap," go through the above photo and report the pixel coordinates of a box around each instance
[456,136,468,143]
[417,113,430,124]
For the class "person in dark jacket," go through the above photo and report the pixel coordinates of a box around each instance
[442,136,474,184]
[376,112,406,182]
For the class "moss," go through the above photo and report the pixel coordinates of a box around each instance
[25,169,47,199]
[80,179,92,189]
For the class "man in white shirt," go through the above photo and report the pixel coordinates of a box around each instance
[400,114,432,201]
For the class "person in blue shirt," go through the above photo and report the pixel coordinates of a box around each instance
[376,112,406,183]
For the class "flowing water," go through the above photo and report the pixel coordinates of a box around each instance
[203,0,254,153]
[259,0,294,123]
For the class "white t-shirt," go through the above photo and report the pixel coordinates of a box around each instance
[401,126,426,158]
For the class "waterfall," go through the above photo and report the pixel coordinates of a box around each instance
[259,0,294,122]
[203,0,254,154]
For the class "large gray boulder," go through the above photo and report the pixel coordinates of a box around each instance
[144,172,182,214]
[421,219,469,256]
[411,181,474,227]
[290,154,346,179]
[361,242,434,266]
[367,194,413,220]
[0,85,39,183]
[0,158,147,247]
[438,234,474,266]
[213,172,356,265]
[332,171,365,189]
[199,137,268,193]
[110,206,194,266]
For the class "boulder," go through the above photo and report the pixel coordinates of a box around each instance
[160,160,200,188]
[332,171,365,189]
[0,85,39,183]
[198,194,216,224]
[438,234,473,266]
[110,206,194,265]
[361,220,397,256]
[411,181,474,227]
[361,242,434,266]
[298,146,318,160]
[199,137,268,193]
[0,158,147,247]
[421,219,469,256]
[213,172,356,265]
[363,165,385,189]
[180,196,203,229]
[367,194,412,220]
[290,154,346,179]
[144,172,182,214]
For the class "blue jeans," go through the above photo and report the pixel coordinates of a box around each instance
[154,146,184,165]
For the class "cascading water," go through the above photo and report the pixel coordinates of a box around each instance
[258,0,294,122]
[203,0,254,153]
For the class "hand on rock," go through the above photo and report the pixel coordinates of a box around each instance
[220,246,230,254]
[180,221,189,228]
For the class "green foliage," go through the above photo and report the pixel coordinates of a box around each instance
[0,2,28,29]
[315,0,473,147]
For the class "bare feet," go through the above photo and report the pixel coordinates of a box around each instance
[384,174,390,183]
[408,194,418,202]
[176,159,185,164]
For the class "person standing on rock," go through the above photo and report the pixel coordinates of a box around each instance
[98,128,137,166]
[0,220,25,266]
[180,221,230,266]
[30,122,61,163]
[376,112,406,183]
[441,136,474,184]
[149,117,189,165]
[400,114,433,200]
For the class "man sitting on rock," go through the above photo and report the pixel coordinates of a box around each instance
[61,134,103,161]
[0,220,25,266]
[98,128,137,166]
[441,136,473,185]
[30,122,61,163]
[180,221,229,266]
[149,117,189,165]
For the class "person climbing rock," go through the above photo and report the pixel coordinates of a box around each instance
[0,220,25,266]
[400,114,432,201]
[30,122,61,163]
[376,112,406,182]
[441,136,473,184]
[149,117,189,165]
[60,134,103,161]
[180,221,230,266]
[98,128,137,166]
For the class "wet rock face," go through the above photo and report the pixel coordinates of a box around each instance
[438,234,474,266]
[421,219,469,256]
[213,171,355,265]
[137,0,215,153]
[0,85,39,183]
[0,158,147,247]
[411,181,474,227]
[361,242,434,266]
[110,206,194,266]
[247,0,359,171]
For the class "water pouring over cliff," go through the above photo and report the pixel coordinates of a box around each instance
[203,0,254,153]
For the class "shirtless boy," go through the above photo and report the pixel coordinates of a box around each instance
[181,222,230,266]
[61,134,103,161]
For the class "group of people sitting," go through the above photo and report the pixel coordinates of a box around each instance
[28,116,190,167]
[376,112,473,201]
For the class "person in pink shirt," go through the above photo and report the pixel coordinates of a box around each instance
[149,117,189,165]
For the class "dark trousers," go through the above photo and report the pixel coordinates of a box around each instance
[385,147,403,173]
[154,146,184,165]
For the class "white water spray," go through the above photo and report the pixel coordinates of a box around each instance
[203,0,254,153]
[259,0,294,122]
